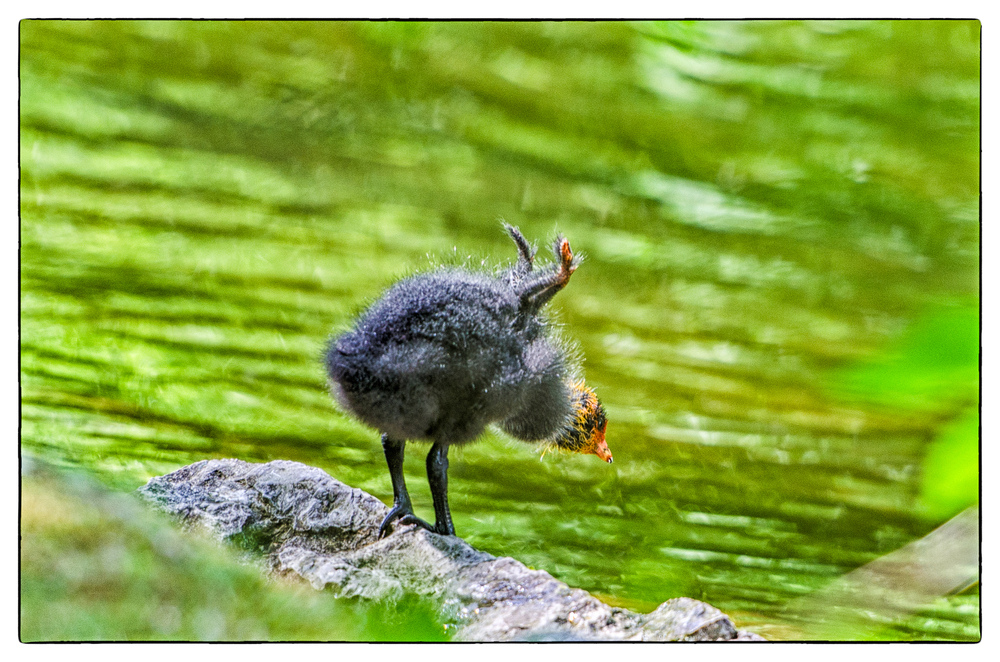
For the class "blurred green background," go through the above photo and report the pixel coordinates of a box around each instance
[20,20,979,641]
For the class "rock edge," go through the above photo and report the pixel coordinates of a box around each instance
[138,458,763,642]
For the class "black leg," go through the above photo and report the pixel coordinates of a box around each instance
[379,434,432,537]
[426,442,455,536]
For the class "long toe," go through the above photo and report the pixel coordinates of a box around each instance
[379,506,435,538]
[378,505,412,538]
[399,513,435,532]
[377,513,397,538]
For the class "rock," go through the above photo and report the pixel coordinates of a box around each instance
[138,458,764,641]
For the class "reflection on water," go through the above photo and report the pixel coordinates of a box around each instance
[786,506,979,640]
[20,20,979,640]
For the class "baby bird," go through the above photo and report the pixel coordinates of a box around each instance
[325,225,612,537]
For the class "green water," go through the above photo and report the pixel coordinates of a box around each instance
[20,20,980,641]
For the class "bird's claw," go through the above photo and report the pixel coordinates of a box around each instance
[378,506,434,538]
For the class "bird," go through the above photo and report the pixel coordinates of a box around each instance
[325,224,612,537]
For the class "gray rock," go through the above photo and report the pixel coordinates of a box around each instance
[138,458,764,642]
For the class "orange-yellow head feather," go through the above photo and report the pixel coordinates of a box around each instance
[553,382,612,463]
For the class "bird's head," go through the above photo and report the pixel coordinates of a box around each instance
[553,382,613,463]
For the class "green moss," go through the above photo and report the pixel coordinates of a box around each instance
[20,466,447,642]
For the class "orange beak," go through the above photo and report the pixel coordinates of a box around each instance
[591,429,613,464]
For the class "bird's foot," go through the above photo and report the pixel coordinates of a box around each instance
[378,507,456,537]
[378,506,434,538]
[432,520,455,536]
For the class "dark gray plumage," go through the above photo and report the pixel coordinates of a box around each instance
[325,225,611,537]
